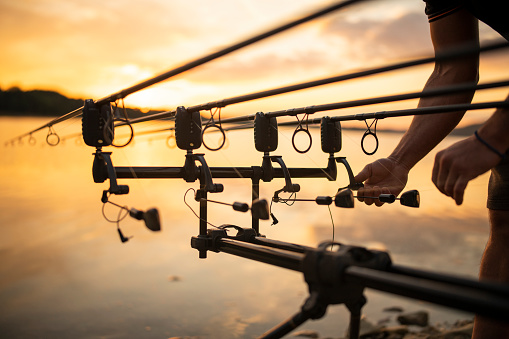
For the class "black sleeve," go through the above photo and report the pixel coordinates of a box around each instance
[423,0,464,22]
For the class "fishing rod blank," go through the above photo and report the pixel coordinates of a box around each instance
[130,82,505,154]
[12,41,508,144]
[9,0,363,143]
[190,98,507,155]
[124,41,509,127]
[51,89,509,148]
[217,80,509,126]
[94,0,363,107]
[9,107,84,144]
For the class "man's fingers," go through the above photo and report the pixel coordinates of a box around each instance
[453,177,468,205]
[356,186,365,202]
[443,171,460,198]
[433,149,470,205]
[364,186,381,206]
[433,152,451,196]
[431,152,441,186]
[374,187,391,207]
[354,163,371,184]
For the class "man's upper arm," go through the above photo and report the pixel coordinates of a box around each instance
[427,8,480,83]
[429,8,479,65]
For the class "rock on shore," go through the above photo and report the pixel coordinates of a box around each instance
[290,309,474,339]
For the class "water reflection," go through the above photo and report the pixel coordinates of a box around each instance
[0,117,489,338]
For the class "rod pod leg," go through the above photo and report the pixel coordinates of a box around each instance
[258,291,327,339]
[346,296,366,339]
[257,309,312,339]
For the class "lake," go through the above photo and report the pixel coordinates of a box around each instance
[0,116,491,338]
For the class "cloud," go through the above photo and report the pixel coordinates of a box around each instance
[174,5,436,88]
[182,49,329,84]
[323,11,433,64]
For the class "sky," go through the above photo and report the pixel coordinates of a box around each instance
[1,0,507,128]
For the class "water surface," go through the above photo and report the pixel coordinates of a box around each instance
[0,117,491,338]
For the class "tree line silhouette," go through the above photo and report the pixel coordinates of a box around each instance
[0,87,156,118]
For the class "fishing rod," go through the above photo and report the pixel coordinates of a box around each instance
[218,80,509,124]
[277,99,509,125]
[8,0,363,143]
[11,39,508,146]
[10,40,508,146]
[194,82,509,154]
[123,40,509,126]
[103,96,507,151]
[274,99,509,155]
[30,80,509,149]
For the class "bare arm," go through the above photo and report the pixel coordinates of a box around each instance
[389,8,480,170]
[355,9,480,205]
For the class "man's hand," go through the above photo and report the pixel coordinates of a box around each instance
[432,135,501,205]
[354,158,410,206]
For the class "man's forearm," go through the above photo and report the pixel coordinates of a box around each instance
[389,63,478,170]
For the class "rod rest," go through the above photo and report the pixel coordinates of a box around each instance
[92,150,129,195]
[335,157,364,190]
[191,226,258,253]
[301,243,392,315]
[184,152,223,194]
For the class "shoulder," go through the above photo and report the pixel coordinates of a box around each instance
[423,0,465,22]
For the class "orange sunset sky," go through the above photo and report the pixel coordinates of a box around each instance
[1,0,507,129]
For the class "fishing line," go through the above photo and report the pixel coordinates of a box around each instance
[111,143,153,208]
[102,199,137,243]
[148,82,507,153]
[45,126,60,146]
[111,99,134,148]
[275,125,331,180]
[122,42,509,128]
[292,113,312,154]
[28,134,36,146]
[10,41,508,145]
[184,187,220,229]
[275,192,297,206]
[328,204,335,251]
[44,111,85,146]
[101,195,130,227]
[166,130,177,149]
[10,0,365,144]
[202,107,226,151]
[361,119,379,156]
